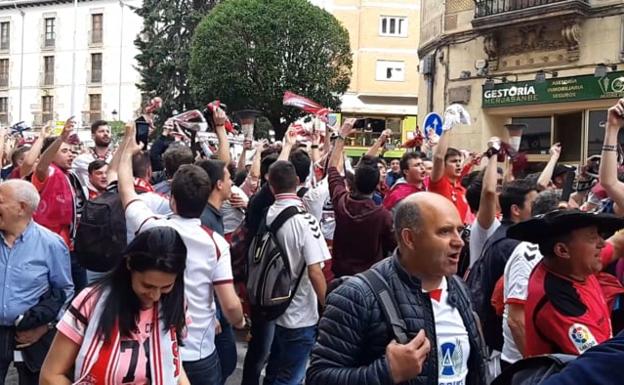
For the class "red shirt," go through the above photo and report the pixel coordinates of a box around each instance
[525,244,614,356]
[428,175,469,222]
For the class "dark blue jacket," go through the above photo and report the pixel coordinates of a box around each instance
[541,333,624,385]
[306,253,488,385]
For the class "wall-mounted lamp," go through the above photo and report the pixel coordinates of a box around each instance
[594,63,618,77]
[483,75,516,90]
[535,70,558,83]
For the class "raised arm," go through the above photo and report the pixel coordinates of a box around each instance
[365,129,391,158]
[106,142,123,184]
[278,125,296,161]
[237,141,250,172]
[20,123,50,177]
[213,107,231,163]
[310,129,322,163]
[431,129,451,183]
[476,146,499,229]
[118,122,142,208]
[35,117,73,182]
[537,143,561,191]
[599,99,624,211]
[329,118,356,169]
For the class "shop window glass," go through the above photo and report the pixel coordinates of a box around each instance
[587,110,624,157]
[514,116,551,155]
[554,112,582,162]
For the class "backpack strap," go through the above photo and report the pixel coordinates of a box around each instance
[267,205,307,301]
[359,269,409,344]
[201,225,221,259]
[268,206,302,234]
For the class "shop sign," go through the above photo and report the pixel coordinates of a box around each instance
[482,71,624,108]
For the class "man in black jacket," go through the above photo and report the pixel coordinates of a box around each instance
[307,192,487,385]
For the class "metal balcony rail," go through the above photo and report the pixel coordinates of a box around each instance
[474,0,587,17]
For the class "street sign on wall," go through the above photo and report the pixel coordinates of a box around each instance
[482,71,624,108]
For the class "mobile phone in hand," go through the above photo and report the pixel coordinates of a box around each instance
[561,170,575,202]
[135,117,149,150]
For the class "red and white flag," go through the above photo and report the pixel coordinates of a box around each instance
[283,91,330,121]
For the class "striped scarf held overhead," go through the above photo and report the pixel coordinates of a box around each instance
[73,290,181,385]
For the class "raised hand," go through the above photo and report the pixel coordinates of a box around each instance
[213,106,227,128]
[549,142,562,158]
[61,117,75,141]
[607,98,624,129]
[123,121,143,155]
[284,124,298,147]
[339,118,357,139]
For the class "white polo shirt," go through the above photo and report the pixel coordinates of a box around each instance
[502,241,542,364]
[125,199,233,361]
[301,178,329,222]
[267,194,331,329]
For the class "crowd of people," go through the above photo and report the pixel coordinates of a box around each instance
[1,97,624,385]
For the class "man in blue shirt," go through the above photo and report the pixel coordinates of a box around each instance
[0,180,73,385]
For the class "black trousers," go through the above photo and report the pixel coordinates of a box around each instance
[0,327,43,385]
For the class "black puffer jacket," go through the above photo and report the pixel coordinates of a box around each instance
[306,253,488,385]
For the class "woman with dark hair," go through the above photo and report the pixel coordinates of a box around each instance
[40,227,190,385]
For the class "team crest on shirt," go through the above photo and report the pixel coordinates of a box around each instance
[439,338,463,377]
[568,323,597,353]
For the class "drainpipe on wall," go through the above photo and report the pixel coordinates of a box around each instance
[70,0,78,118]
[118,0,124,120]
[13,1,24,121]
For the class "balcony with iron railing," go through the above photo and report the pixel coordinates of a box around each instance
[472,0,590,28]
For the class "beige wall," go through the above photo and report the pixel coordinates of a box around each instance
[418,0,624,161]
[315,0,420,114]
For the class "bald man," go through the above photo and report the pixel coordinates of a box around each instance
[307,192,487,385]
[0,180,73,385]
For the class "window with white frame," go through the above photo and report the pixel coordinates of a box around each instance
[379,16,407,37]
[376,60,405,82]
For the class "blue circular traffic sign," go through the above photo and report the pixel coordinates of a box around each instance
[423,112,443,138]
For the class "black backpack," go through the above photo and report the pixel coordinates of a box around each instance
[247,206,306,321]
[74,190,127,272]
[492,355,576,385]
[465,222,518,351]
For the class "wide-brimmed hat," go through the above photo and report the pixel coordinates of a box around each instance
[507,209,624,244]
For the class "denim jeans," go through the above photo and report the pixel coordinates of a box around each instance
[183,350,222,385]
[241,309,276,385]
[214,300,236,385]
[263,325,317,385]
[0,361,34,385]
[86,270,107,284]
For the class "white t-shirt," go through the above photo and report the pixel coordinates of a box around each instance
[427,277,470,385]
[501,241,543,363]
[222,185,249,234]
[125,199,233,361]
[469,218,501,268]
[301,178,329,223]
[267,194,331,329]
[126,192,173,243]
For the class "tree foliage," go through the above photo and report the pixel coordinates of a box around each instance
[134,0,220,124]
[189,0,352,137]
